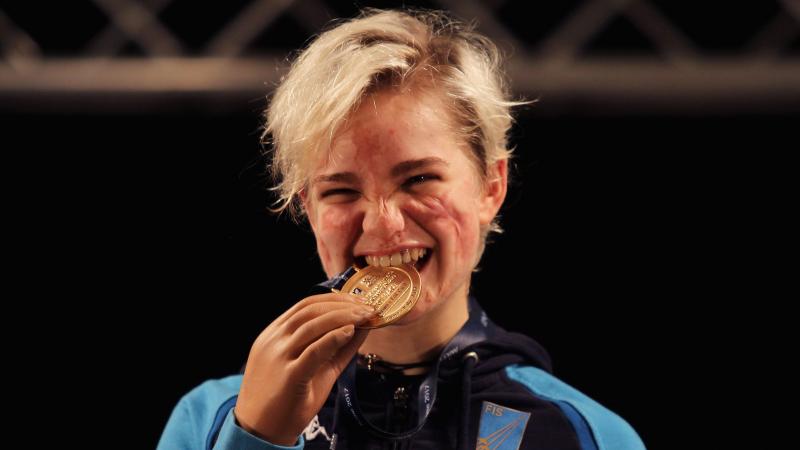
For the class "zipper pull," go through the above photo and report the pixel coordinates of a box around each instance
[363,353,380,371]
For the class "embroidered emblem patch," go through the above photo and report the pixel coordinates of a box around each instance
[476,401,531,450]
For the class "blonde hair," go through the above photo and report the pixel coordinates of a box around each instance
[262,7,533,240]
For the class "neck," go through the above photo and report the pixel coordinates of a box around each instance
[358,282,470,368]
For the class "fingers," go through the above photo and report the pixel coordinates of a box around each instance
[285,306,376,358]
[267,292,374,383]
[329,327,369,373]
[274,293,367,328]
[293,323,362,380]
[281,298,373,335]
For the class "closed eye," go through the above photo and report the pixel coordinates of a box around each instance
[403,174,440,187]
[320,188,359,199]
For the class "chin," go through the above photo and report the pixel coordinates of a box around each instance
[388,311,421,327]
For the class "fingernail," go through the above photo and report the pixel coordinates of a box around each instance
[345,294,364,303]
[357,306,376,317]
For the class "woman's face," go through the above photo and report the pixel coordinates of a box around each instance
[303,89,506,324]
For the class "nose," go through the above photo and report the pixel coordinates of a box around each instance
[362,198,405,239]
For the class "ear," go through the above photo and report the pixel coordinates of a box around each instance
[478,159,508,227]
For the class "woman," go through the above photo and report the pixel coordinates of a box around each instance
[158,8,645,450]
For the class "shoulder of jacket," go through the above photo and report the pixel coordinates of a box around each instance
[158,374,245,450]
[504,364,646,450]
[178,375,243,432]
[180,374,243,409]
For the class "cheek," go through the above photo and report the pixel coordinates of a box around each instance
[405,190,481,258]
[318,207,353,235]
[314,207,361,272]
[402,191,481,310]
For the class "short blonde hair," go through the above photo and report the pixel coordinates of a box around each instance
[262,7,532,238]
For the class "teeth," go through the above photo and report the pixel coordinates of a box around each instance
[363,248,429,268]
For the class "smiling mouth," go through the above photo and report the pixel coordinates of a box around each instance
[354,248,433,272]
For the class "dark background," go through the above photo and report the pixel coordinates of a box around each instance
[3,1,794,448]
[10,110,787,449]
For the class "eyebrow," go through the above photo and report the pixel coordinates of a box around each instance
[313,172,359,185]
[390,157,448,178]
[313,157,448,185]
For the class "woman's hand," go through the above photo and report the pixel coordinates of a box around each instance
[234,293,374,446]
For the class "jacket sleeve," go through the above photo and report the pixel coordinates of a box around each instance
[156,375,305,450]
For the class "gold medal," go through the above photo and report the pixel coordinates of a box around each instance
[338,263,421,329]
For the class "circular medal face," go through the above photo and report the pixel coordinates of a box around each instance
[341,263,421,329]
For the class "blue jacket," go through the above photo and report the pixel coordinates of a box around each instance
[157,299,645,450]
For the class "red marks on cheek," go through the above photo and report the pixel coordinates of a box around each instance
[403,195,444,226]
[419,195,447,216]
[427,193,481,249]
[314,207,364,275]
[319,207,351,231]
[424,194,465,226]
[318,208,354,249]
[322,207,364,250]
[405,194,470,240]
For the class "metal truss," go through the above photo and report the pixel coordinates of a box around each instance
[1,0,799,113]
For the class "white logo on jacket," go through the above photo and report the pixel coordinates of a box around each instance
[303,414,331,442]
